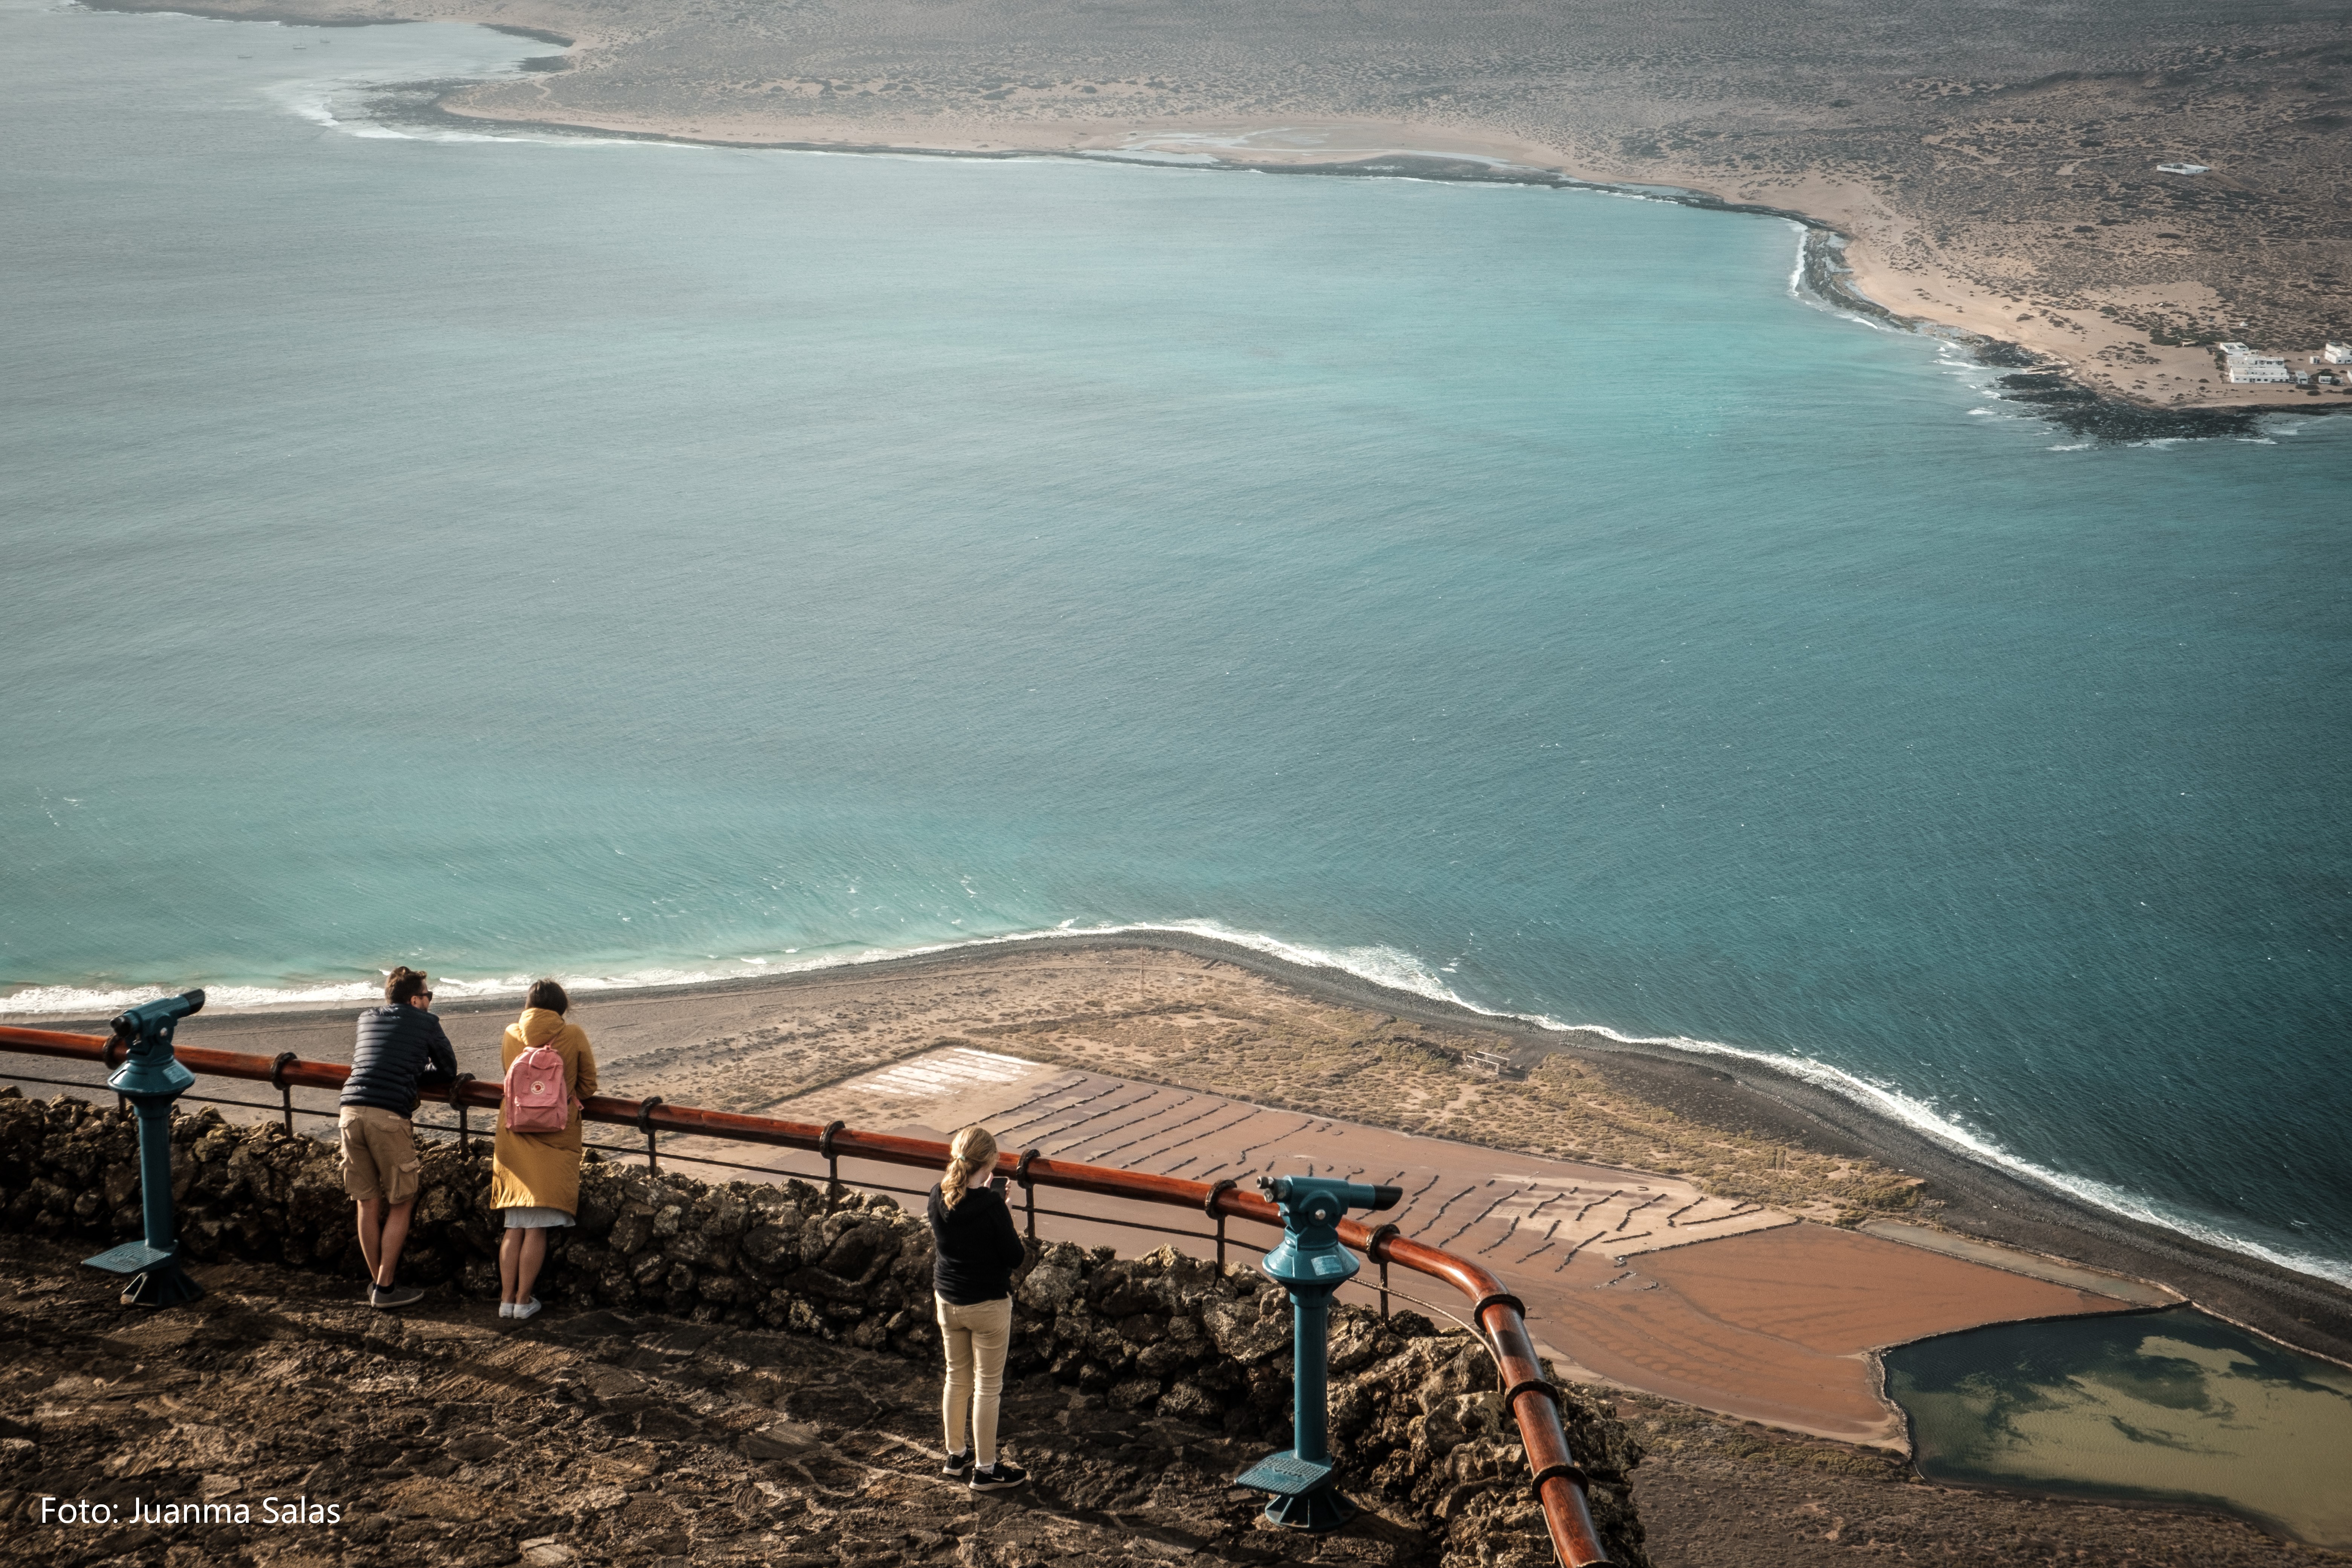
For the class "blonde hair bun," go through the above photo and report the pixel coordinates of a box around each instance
[940,1124,999,1210]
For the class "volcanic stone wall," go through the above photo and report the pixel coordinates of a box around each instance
[0,1090,1648,1566]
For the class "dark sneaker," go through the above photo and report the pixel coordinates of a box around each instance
[941,1449,971,1477]
[369,1283,424,1309]
[969,1460,1026,1493]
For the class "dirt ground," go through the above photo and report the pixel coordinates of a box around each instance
[3,1231,2337,1568]
[0,1233,1455,1568]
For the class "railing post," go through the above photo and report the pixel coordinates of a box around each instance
[1017,1148,1040,1242]
[820,1120,845,1211]
[1206,1179,1237,1269]
[450,1073,476,1153]
[1369,1222,1400,1322]
[269,1052,298,1135]
[636,1096,665,1174]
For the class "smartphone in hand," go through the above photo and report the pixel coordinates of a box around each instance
[990,1175,1009,1194]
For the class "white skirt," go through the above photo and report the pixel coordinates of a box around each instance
[502,1205,576,1229]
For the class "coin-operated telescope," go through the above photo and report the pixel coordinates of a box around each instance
[85,990,206,1307]
[1235,1173,1402,1531]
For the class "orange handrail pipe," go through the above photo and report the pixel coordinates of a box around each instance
[0,1022,1612,1565]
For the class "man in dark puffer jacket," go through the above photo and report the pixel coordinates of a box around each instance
[340,965,456,1308]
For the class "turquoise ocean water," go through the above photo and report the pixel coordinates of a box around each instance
[3,3,2347,1287]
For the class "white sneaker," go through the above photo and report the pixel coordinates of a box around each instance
[499,1302,515,1319]
[513,1297,542,1322]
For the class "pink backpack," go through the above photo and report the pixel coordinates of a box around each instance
[504,1038,571,1133]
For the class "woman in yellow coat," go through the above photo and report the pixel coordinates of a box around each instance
[492,978,598,1321]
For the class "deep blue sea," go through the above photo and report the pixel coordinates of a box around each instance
[4,2,2347,1287]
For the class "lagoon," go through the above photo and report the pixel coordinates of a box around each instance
[1889,1307,2352,1547]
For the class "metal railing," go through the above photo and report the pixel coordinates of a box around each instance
[0,1021,1613,1566]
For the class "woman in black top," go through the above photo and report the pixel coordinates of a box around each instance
[929,1124,1029,1491]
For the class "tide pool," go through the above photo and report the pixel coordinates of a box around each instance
[2,0,2347,1292]
[1888,1307,2352,1547]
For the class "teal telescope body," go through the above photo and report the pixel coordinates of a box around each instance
[85,990,206,1307]
[1235,1174,1402,1531]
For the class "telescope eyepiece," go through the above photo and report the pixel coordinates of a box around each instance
[110,988,207,1040]
[1257,1173,1396,1218]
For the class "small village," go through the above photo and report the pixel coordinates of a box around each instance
[2221,340,2352,388]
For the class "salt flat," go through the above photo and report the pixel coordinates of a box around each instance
[723,1044,2150,1446]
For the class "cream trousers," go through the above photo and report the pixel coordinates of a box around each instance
[936,1293,1013,1465]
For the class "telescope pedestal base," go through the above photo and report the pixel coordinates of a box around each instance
[1261,1485,1356,1533]
[88,1243,204,1309]
[119,1259,204,1308]
[1237,1450,1357,1534]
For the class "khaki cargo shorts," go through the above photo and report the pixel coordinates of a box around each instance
[338,1105,421,1205]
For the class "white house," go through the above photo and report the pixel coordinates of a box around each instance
[2225,352,2290,383]
[2326,343,2352,365]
